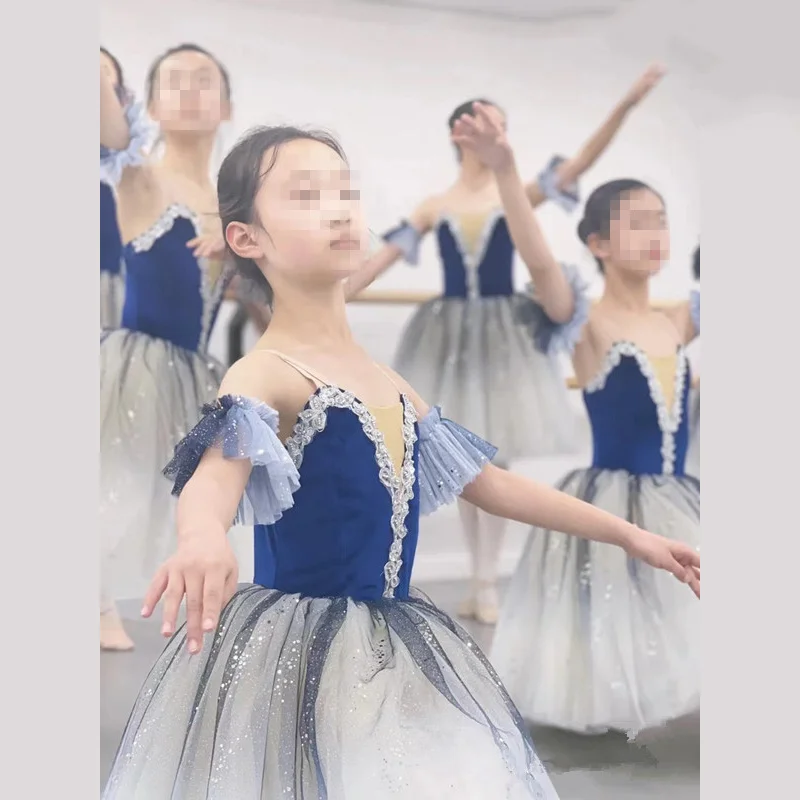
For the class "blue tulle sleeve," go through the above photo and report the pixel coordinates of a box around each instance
[100,99,155,186]
[536,155,581,213]
[416,407,497,516]
[163,394,300,526]
[689,289,700,335]
[383,221,422,265]
[516,263,590,357]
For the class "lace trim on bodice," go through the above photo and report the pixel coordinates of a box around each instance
[585,341,689,475]
[437,209,505,300]
[127,203,230,352]
[283,386,418,598]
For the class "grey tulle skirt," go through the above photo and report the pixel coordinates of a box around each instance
[392,295,584,465]
[103,585,559,799]
[491,468,700,735]
[100,271,124,330]
[99,329,224,598]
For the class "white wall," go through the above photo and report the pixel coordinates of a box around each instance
[102,0,702,588]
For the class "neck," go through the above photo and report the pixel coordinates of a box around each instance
[601,267,651,312]
[265,281,354,349]
[160,133,216,186]
[457,154,494,190]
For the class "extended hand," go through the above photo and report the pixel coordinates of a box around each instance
[141,533,239,654]
[450,102,514,171]
[624,63,667,107]
[187,233,227,261]
[625,527,700,598]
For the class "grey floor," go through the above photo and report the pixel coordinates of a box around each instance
[101,580,699,798]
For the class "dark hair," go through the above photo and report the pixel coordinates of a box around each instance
[447,98,503,161]
[577,179,664,273]
[145,43,231,104]
[217,125,348,307]
[100,47,125,90]
[692,245,700,280]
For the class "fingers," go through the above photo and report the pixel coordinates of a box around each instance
[186,237,200,248]
[201,568,226,635]
[141,566,168,618]
[184,571,205,654]
[161,570,185,638]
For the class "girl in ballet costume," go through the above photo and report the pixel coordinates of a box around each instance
[99,44,236,651]
[99,47,142,329]
[345,64,667,625]
[450,103,700,735]
[685,245,700,476]
[103,124,699,799]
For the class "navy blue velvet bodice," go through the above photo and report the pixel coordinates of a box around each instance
[583,343,691,477]
[254,393,421,602]
[120,205,229,353]
[100,182,123,276]
[437,212,515,299]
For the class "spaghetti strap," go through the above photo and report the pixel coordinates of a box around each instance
[374,363,403,394]
[250,349,333,388]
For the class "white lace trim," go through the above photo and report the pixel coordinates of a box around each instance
[585,341,688,475]
[283,387,418,598]
[128,203,230,352]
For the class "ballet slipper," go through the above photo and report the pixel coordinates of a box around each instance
[474,580,499,626]
[100,605,135,651]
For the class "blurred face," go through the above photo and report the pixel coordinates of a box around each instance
[590,189,669,276]
[100,51,121,90]
[148,50,230,133]
[228,138,367,291]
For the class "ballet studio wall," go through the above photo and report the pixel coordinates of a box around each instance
[101,0,702,589]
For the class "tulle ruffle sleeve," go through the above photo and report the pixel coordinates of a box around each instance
[516,262,590,357]
[163,394,300,526]
[100,98,155,186]
[536,155,581,213]
[416,407,497,516]
[383,221,422,265]
[689,289,700,335]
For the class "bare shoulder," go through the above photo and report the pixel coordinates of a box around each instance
[379,364,431,417]
[219,351,300,408]
[659,303,694,345]
[409,193,445,232]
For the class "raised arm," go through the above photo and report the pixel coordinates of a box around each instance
[344,197,438,300]
[526,64,667,209]
[100,64,130,151]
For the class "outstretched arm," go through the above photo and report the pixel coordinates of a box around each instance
[392,371,700,597]
[526,64,666,208]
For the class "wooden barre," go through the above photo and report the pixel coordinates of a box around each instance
[566,374,700,390]
[351,289,683,309]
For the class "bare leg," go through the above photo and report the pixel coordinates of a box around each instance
[457,499,481,618]
[474,510,506,625]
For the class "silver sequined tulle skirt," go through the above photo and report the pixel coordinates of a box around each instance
[100,329,224,599]
[491,469,700,735]
[103,586,559,800]
[393,295,583,465]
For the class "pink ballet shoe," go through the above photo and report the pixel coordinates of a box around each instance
[100,606,135,651]
[474,581,499,626]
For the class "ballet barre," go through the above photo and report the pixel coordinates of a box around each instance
[350,289,682,310]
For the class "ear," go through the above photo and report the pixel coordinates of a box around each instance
[587,231,611,262]
[226,221,263,261]
[221,99,233,124]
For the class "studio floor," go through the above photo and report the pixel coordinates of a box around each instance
[101,578,700,799]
